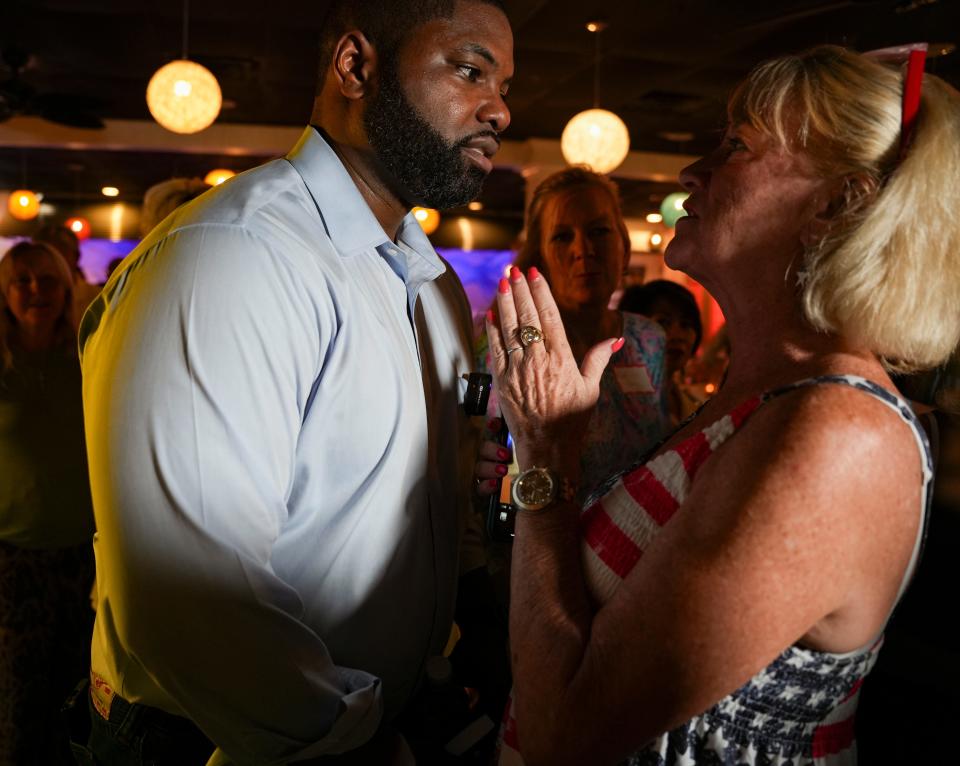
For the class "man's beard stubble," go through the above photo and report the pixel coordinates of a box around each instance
[364,61,492,211]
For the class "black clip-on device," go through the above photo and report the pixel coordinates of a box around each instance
[463,372,515,542]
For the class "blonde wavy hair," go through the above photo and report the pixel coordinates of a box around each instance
[0,240,76,373]
[729,45,960,372]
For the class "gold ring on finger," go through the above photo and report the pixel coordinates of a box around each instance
[519,326,544,347]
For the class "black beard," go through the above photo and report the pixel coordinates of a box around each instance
[364,61,493,210]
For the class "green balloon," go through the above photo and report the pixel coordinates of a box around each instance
[660,192,689,228]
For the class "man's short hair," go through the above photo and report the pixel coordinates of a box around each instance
[317,0,506,88]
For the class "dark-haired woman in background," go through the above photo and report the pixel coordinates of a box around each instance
[620,279,705,425]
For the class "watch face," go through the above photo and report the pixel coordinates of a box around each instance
[513,468,557,511]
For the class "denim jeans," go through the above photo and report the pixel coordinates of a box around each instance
[65,680,214,766]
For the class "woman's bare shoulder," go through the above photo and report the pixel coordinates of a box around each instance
[746,379,920,471]
[686,379,924,617]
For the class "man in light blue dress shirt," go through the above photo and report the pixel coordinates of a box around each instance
[75,1,513,763]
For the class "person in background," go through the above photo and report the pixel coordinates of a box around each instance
[463,170,671,750]
[477,167,669,505]
[0,241,95,765]
[34,223,101,330]
[75,1,513,764]
[94,178,213,286]
[619,279,705,425]
[138,177,211,238]
[488,45,960,765]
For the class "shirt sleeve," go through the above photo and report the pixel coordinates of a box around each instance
[81,224,382,764]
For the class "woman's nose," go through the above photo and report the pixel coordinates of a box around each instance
[679,155,710,192]
[571,229,593,258]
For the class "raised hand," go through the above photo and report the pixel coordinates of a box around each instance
[485,266,624,475]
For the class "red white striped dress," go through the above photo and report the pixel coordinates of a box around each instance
[499,375,933,766]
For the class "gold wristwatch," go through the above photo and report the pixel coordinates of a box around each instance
[511,466,563,512]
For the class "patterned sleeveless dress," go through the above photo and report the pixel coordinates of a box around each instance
[498,375,933,766]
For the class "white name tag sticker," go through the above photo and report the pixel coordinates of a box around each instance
[613,364,655,394]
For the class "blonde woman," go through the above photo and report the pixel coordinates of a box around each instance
[477,168,670,504]
[0,241,95,763]
[487,46,960,765]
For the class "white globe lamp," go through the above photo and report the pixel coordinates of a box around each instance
[146,59,222,135]
[560,108,630,175]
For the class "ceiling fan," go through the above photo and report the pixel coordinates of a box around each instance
[0,45,106,129]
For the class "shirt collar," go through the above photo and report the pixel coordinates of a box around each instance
[286,127,444,279]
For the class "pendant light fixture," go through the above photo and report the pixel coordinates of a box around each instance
[146,0,222,134]
[7,154,40,221]
[560,20,630,175]
[660,192,689,228]
[204,168,236,186]
[7,190,40,221]
[66,216,91,240]
[412,207,440,235]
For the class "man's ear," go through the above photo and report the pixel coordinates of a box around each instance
[800,173,875,248]
[332,30,377,101]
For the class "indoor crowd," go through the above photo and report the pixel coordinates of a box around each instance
[1,1,959,765]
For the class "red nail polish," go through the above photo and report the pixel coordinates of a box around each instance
[528,266,540,280]
[488,479,499,490]
[496,464,508,476]
[487,418,501,431]
[611,337,626,353]
[510,266,521,282]
[497,447,510,460]
[486,309,494,323]
[498,278,510,294]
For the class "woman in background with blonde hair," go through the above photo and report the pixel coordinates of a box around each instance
[488,45,960,765]
[0,240,95,764]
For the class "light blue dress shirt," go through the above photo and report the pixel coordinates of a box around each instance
[80,128,479,764]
